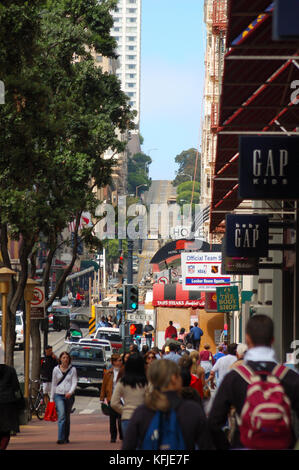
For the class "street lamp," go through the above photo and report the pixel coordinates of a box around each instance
[24,278,38,400]
[136,184,148,198]
[0,267,16,362]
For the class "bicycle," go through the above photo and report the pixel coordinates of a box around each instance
[28,379,47,420]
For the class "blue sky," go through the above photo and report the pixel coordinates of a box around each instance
[140,0,206,181]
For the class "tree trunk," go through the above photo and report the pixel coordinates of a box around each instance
[30,319,41,395]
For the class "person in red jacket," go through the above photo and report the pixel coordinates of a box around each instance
[164,321,177,340]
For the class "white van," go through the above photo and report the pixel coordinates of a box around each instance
[0,311,24,350]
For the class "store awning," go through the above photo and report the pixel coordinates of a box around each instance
[152,283,205,308]
[210,0,299,232]
[150,239,210,273]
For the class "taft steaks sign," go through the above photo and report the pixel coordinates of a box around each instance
[239,136,299,199]
[225,214,269,258]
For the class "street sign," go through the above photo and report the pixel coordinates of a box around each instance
[127,312,147,322]
[157,276,168,284]
[30,286,46,319]
[216,286,239,312]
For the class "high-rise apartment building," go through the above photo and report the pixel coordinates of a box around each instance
[111,0,142,131]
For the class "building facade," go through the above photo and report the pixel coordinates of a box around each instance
[111,0,142,131]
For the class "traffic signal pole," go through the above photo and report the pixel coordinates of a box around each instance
[127,240,133,284]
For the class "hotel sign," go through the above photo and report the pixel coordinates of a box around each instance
[225,214,269,258]
[239,136,299,199]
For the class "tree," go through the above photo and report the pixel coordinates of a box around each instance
[172,148,200,187]
[128,152,152,195]
[177,181,200,195]
[0,0,135,368]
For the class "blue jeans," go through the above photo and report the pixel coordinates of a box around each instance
[54,394,73,442]
[121,419,130,438]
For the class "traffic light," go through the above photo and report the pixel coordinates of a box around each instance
[116,287,125,310]
[129,323,143,336]
[125,285,139,311]
[118,255,124,274]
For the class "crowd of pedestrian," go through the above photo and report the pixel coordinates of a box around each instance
[99,314,299,451]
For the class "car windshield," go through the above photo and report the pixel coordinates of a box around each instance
[70,347,104,361]
[53,308,71,314]
[95,331,121,342]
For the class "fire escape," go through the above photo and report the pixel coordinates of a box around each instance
[210,0,227,134]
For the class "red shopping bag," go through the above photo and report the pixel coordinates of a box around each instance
[44,401,58,422]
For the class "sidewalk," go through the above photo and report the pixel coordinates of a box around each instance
[7,413,122,451]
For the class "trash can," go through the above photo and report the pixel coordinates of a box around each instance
[53,314,70,331]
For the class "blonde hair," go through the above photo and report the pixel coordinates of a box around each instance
[145,360,180,412]
[189,350,199,375]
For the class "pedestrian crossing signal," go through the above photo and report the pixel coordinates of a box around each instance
[129,323,143,335]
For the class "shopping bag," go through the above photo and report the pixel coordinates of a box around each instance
[44,401,58,422]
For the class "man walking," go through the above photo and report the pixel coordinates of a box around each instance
[164,321,177,341]
[40,345,58,406]
[208,315,299,450]
[143,321,154,349]
[191,322,203,350]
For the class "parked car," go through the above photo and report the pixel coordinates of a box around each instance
[48,306,72,329]
[69,313,90,329]
[0,311,24,350]
[69,344,106,391]
[94,327,122,353]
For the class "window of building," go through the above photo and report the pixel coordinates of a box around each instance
[126,73,136,79]
[126,82,136,88]
[127,17,137,22]
[126,64,136,69]
[127,8,137,13]
[96,55,103,63]
[126,36,136,42]
[127,45,136,51]
[127,91,136,97]
[126,55,136,60]
[129,101,136,107]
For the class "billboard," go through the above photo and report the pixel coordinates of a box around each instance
[181,252,230,291]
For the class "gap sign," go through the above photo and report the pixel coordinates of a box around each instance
[225,214,269,258]
[239,136,299,200]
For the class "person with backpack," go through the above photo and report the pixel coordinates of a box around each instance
[190,322,204,351]
[208,315,299,450]
[122,359,213,450]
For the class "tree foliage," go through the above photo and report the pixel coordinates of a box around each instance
[127,152,152,195]
[172,148,200,187]
[0,0,135,366]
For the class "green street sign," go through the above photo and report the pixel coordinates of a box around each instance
[216,286,239,312]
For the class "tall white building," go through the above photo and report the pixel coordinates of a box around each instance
[111,0,142,131]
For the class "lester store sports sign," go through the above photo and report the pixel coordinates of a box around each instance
[181,252,230,291]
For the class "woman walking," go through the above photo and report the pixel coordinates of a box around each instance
[199,344,215,379]
[111,354,148,438]
[100,353,123,443]
[50,351,77,444]
[122,359,213,450]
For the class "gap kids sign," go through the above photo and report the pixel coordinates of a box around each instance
[225,214,269,258]
[239,136,299,199]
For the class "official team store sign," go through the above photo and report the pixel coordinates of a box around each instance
[239,136,299,200]
[181,252,230,291]
[225,214,269,258]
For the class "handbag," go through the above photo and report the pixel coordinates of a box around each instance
[44,401,58,421]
